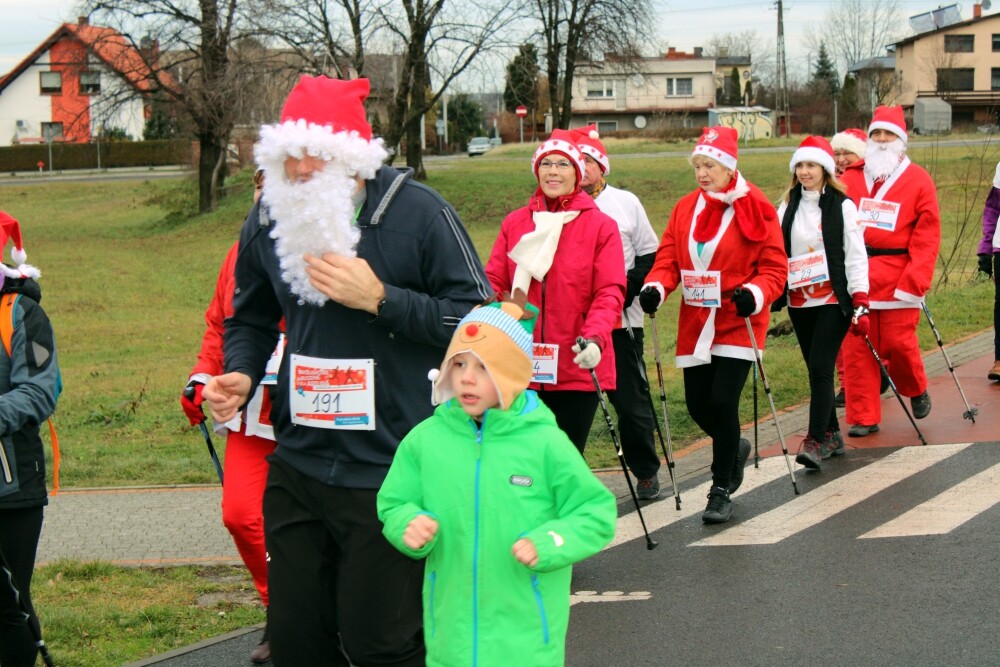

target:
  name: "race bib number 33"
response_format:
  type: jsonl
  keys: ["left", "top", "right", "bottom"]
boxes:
{"left": 289, "top": 355, "right": 375, "bottom": 430}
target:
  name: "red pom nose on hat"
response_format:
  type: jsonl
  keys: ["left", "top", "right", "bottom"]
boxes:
{"left": 280, "top": 75, "right": 373, "bottom": 140}
{"left": 570, "top": 124, "right": 610, "bottom": 175}
{"left": 531, "top": 129, "right": 586, "bottom": 183}
{"left": 692, "top": 126, "right": 738, "bottom": 171}
{"left": 868, "top": 105, "right": 907, "bottom": 144}
{"left": 789, "top": 135, "right": 836, "bottom": 176}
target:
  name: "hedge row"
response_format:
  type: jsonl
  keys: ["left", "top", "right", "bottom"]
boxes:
{"left": 0, "top": 140, "right": 191, "bottom": 173}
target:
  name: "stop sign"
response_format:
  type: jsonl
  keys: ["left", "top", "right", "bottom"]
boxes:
{"left": 515, "top": 105, "right": 528, "bottom": 118}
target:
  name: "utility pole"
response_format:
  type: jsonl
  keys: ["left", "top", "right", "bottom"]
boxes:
{"left": 776, "top": 0, "right": 790, "bottom": 137}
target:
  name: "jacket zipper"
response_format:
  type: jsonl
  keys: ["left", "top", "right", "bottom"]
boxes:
{"left": 472, "top": 418, "right": 484, "bottom": 667}
{"left": 427, "top": 570, "right": 437, "bottom": 638}
{"left": 0, "top": 442, "right": 11, "bottom": 484}
{"left": 531, "top": 574, "right": 550, "bottom": 644}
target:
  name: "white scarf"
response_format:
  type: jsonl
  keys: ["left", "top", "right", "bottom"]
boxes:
{"left": 509, "top": 210, "right": 580, "bottom": 294}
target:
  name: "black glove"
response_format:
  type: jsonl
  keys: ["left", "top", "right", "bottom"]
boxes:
{"left": 978, "top": 253, "right": 993, "bottom": 278}
{"left": 731, "top": 288, "right": 756, "bottom": 318}
{"left": 625, "top": 252, "right": 656, "bottom": 307}
{"left": 638, "top": 286, "right": 661, "bottom": 314}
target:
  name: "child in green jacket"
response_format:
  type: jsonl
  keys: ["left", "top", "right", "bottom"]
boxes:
{"left": 377, "top": 297, "right": 617, "bottom": 667}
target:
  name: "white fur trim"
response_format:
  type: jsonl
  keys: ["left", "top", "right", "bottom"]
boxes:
{"left": 744, "top": 283, "right": 764, "bottom": 315}
{"left": 692, "top": 145, "right": 737, "bottom": 171}
{"left": 0, "top": 263, "right": 40, "bottom": 280}
{"left": 11, "top": 248, "right": 26, "bottom": 265}
{"left": 578, "top": 145, "right": 610, "bottom": 175}
{"left": 705, "top": 172, "right": 750, "bottom": 205}
{"left": 868, "top": 120, "right": 907, "bottom": 144}
{"left": 831, "top": 132, "right": 867, "bottom": 159}
{"left": 790, "top": 146, "right": 836, "bottom": 176}
{"left": 532, "top": 140, "right": 586, "bottom": 182}
{"left": 254, "top": 120, "right": 388, "bottom": 180}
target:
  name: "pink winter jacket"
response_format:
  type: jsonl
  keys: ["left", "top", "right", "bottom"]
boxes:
{"left": 486, "top": 189, "right": 626, "bottom": 391}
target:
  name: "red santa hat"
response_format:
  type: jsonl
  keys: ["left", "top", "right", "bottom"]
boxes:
{"left": 531, "top": 129, "right": 586, "bottom": 183}
{"left": 789, "top": 135, "right": 836, "bottom": 176}
{"left": 570, "top": 124, "right": 610, "bottom": 175}
{"left": 868, "top": 105, "right": 907, "bottom": 144}
{"left": 0, "top": 211, "right": 39, "bottom": 279}
{"left": 692, "top": 126, "right": 738, "bottom": 171}
{"left": 831, "top": 128, "right": 867, "bottom": 158}
{"left": 254, "top": 75, "right": 388, "bottom": 180}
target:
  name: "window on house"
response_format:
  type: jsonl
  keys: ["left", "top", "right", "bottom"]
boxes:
{"left": 39, "top": 71, "right": 62, "bottom": 94}
{"left": 80, "top": 71, "right": 101, "bottom": 95}
{"left": 595, "top": 120, "right": 618, "bottom": 134}
{"left": 936, "top": 68, "right": 975, "bottom": 91}
{"left": 40, "top": 122, "right": 63, "bottom": 141}
{"left": 944, "top": 34, "right": 974, "bottom": 52}
{"left": 586, "top": 79, "right": 616, "bottom": 98}
{"left": 666, "top": 77, "right": 693, "bottom": 96}
{"left": 993, "top": 34, "right": 1000, "bottom": 52}
{"left": 992, "top": 68, "right": 1000, "bottom": 91}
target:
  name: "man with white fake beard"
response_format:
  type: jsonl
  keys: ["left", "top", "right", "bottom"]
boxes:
{"left": 838, "top": 105, "right": 941, "bottom": 438}
{"left": 203, "top": 75, "right": 492, "bottom": 665}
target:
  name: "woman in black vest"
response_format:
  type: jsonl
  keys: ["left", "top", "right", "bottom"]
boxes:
{"left": 773, "top": 136, "right": 870, "bottom": 470}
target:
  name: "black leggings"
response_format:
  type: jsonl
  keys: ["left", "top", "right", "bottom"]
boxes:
{"left": 539, "top": 390, "right": 600, "bottom": 454}
{"left": 0, "top": 506, "right": 44, "bottom": 667}
{"left": 788, "top": 305, "right": 850, "bottom": 440}
{"left": 683, "top": 357, "right": 752, "bottom": 489}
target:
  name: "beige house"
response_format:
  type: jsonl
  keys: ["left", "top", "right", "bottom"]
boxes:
{"left": 891, "top": 3, "right": 1000, "bottom": 124}
{"left": 570, "top": 48, "right": 753, "bottom": 133}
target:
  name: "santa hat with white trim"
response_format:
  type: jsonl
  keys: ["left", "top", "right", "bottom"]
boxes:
{"left": 789, "top": 135, "right": 836, "bottom": 176}
{"left": 254, "top": 75, "right": 388, "bottom": 180}
{"left": 692, "top": 126, "right": 738, "bottom": 170}
{"left": 868, "top": 105, "right": 907, "bottom": 144}
{"left": 531, "top": 129, "right": 586, "bottom": 183}
{"left": 831, "top": 128, "right": 867, "bottom": 158}
{"left": 570, "top": 124, "right": 610, "bottom": 175}
{"left": 0, "top": 211, "right": 40, "bottom": 280}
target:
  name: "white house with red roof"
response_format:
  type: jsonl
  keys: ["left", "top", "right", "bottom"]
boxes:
{"left": 0, "top": 17, "right": 175, "bottom": 145}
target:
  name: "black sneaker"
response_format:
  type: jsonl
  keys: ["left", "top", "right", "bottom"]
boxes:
{"left": 910, "top": 390, "right": 931, "bottom": 419}
{"left": 834, "top": 389, "right": 845, "bottom": 408}
{"left": 702, "top": 486, "right": 732, "bottom": 524}
{"left": 728, "top": 438, "right": 752, "bottom": 493}
{"left": 636, "top": 476, "right": 660, "bottom": 501}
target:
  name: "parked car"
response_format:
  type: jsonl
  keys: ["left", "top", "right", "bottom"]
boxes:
{"left": 467, "top": 136, "right": 491, "bottom": 156}
{"left": 489, "top": 137, "right": 502, "bottom": 147}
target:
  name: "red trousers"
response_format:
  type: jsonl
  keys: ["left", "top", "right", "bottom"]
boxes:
{"left": 841, "top": 308, "right": 927, "bottom": 427}
{"left": 222, "top": 429, "right": 275, "bottom": 606}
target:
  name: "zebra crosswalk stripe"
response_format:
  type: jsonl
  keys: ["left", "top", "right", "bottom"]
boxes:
{"left": 859, "top": 459, "right": 1000, "bottom": 539}
{"left": 690, "top": 442, "right": 973, "bottom": 547}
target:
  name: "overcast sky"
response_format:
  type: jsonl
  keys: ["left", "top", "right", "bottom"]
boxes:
{"left": 0, "top": 0, "right": 987, "bottom": 84}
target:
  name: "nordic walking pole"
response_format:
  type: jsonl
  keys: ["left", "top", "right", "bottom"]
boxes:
{"left": 0, "top": 542, "right": 56, "bottom": 667}
{"left": 740, "top": 311, "right": 799, "bottom": 495}
{"left": 752, "top": 362, "right": 760, "bottom": 467}
{"left": 577, "top": 337, "right": 658, "bottom": 550}
{"left": 921, "top": 301, "right": 978, "bottom": 423}
{"left": 623, "top": 316, "right": 681, "bottom": 510}
{"left": 863, "top": 336, "right": 929, "bottom": 446}
{"left": 183, "top": 385, "right": 225, "bottom": 485}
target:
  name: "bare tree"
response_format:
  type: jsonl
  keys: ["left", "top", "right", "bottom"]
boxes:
{"left": 703, "top": 30, "right": 775, "bottom": 93}
{"left": 807, "top": 0, "right": 903, "bottom": 77}
{"left": 531, "top": 0, "right": 656, "bottom": 129}
{"left": 85, "top": 0, "right": 270, "bottom": 212}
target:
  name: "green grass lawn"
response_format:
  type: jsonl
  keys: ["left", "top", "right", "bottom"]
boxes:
{"left": 7, "top": 134, "right": 998, "bottom": 665}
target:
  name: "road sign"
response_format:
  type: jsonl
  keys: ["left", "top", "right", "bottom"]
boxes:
{"left": 515, "top": 105, "right": 528, "bottom": 118}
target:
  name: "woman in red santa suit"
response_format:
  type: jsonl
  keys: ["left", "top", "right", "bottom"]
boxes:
{"left": 179, "top": 169, "right": 277, "bottom": 664}
{"left": 838, "top": 106, "right": 940, "bottom": 437}
{"left": 638, "top": 126, "right": 787, "bottom": 524}
{"left": 486, "top": 129, "right": 625, "bottom": 453}
{"left": 773, "top": 136, "right": 869, "bottom": 471}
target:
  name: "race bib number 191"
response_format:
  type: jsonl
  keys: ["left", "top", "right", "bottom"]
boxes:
{"left": 289, "top": 355, "right": 375, "bottom": 430}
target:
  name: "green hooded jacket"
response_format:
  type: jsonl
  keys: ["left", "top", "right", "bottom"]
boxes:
{"left": 378, "top": 390, "right": 617, "bottom": 667}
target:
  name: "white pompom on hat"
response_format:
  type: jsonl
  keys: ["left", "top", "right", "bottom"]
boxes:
{"left": 692, "top": 126, "right": 738, "bottom": 171}
{"left": 570, "top": 124, "right": 610, "bottom": 175}
{"left": 831, "top": 128, "right": 867, "bottom": 159}
{"left": 254, "top": 75, "right": 388, "bottom": 180}
{"left": 531, "top": 129, "right": 586, "bottom": 183}
{"left": 789, "top": 135, "right": 836, "bottom": 176}
{"left": 868, "top": 105, "right": 907, "bottom": 144}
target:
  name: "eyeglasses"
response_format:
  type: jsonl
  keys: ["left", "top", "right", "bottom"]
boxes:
{"left": 833, "top": 151, "right": 854, "bottom": 158}
{"left": 538, "top": 160, "right": 574, "bottom": 171}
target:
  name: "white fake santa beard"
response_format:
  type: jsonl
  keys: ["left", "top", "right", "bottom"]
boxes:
{"left": 864, "top": 138, "right": 906, "bottom": 180}
{"left": 262, "top": 164, "right": 362, "bottom": 306}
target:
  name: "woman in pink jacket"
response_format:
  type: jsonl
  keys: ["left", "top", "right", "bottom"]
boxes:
{"left": 485, "top": 129, "right": 625, "bottom": 453}
{"left": 639, "top": 127, "right": 787, "bottom": 524}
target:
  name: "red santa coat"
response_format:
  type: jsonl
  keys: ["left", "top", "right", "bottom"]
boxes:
{"left": 486, "top": 190, "right": 625, "bottom": 391}
{"left": 839, "top": 158, "right": 940, "bottom": 308}
{"left": 645, "top": 177, "right": 787, "bottom": 367}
